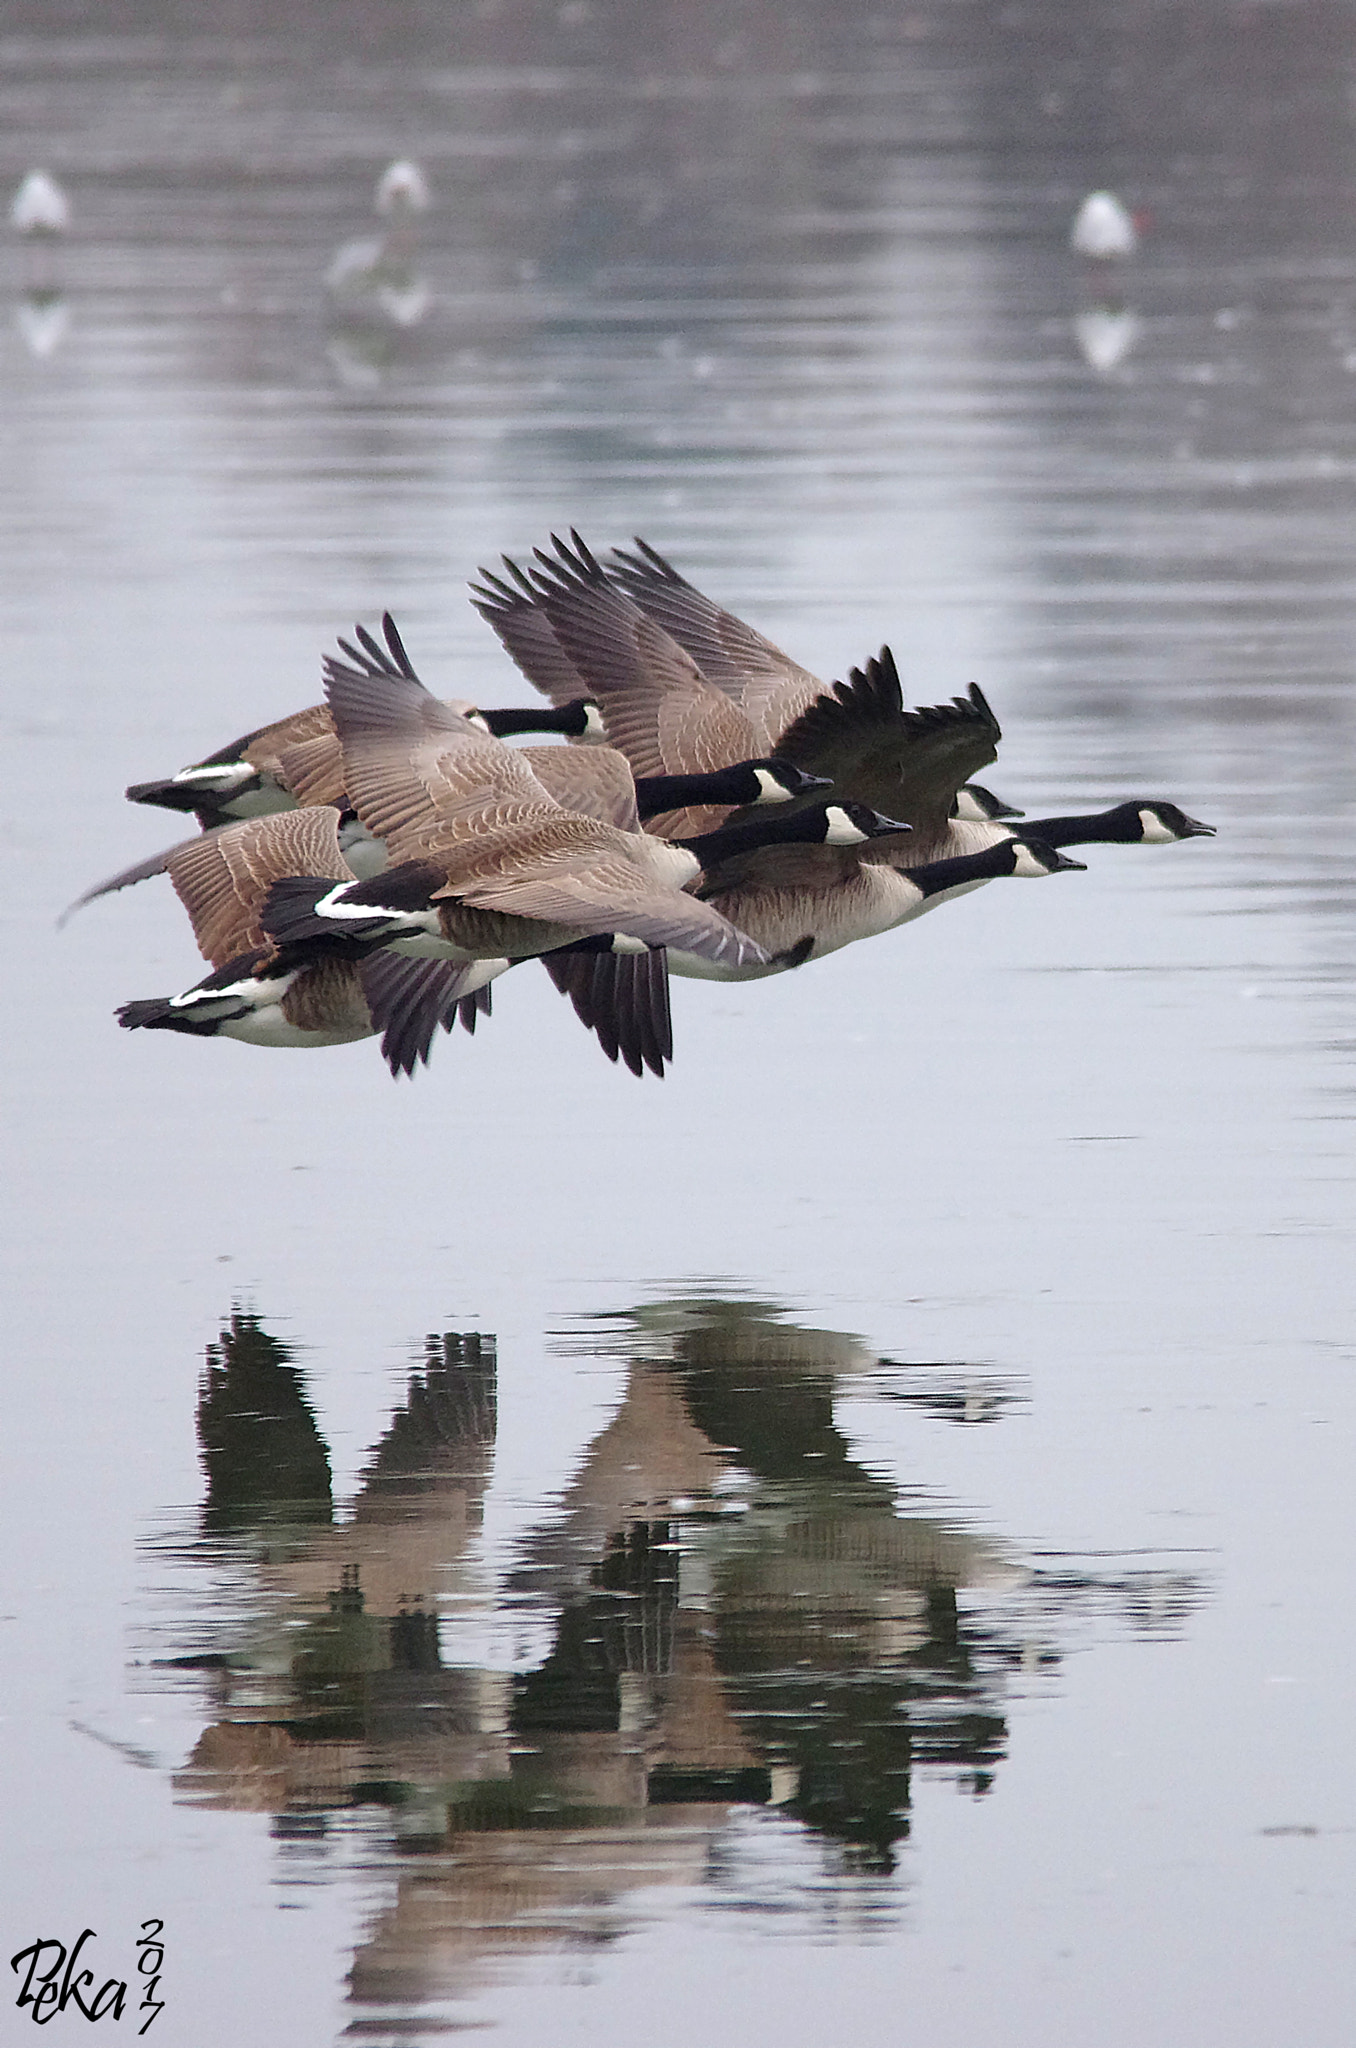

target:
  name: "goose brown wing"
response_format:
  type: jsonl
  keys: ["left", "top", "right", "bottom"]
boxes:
{"left": 449, "top": 856, "right": 766, "bottom": 967}
{"left": 542, "top": 948, "right": 673, "bottom": 1078}
{"left": 238, "top": 700, "right": 335, "bottom": 775}
{"left": 60, "top": 828, "right": 214, "bottom": 924}
{"left": 774, "top": 650, "right": 1001, "bottom": 836}
{"left": 608, "top": 538, "right": 826, "bottom": 751}
{"left": 322, "top": 621, "right": 559, "bottom": 861}
{"left": 166, "top": 807, "right": 351, "bottom": 967}
{"left": 357, "top": 954, "right": 488, "bottom": 1077}
{"left": 274, "top": 730, "right": 348, "bottom": 808}
{"left": 515, "top": 533, "right": 761, "bottom": 781}
{"left": 469, "top": 560, "right": 594, "bottom": 708}
{"left": 516, "top": 744, "right": 640, "bottom": 832}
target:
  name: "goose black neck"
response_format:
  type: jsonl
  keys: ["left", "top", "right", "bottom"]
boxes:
{"left": 482, "top": 698, "right": 594, "bottom": 739}
{"left": 1016, "top": 808, "right": 1128, "bottom": 848}
{"left": 906, "top": 844, "right": 1016, "bottom": 896}
{"left": 676, "top": 805, "right": 837, "bottom": 862}
{"left": 635, "top": 763, "right": 765, "bottom": 820}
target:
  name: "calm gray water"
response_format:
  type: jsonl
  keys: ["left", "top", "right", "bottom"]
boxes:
{"left": 2, "top": 4, "right": 1354, "bottom": 2043}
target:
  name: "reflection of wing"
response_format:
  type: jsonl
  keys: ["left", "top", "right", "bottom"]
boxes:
{"left": 167, "top": 807, "right": 351, "bottom": 966}
{"left": 775, "top": 650, "right": 1001, "bottom": 838}
{"left": 358, "top": 1331, "right": 498, "bottom": 1501}
{"left": 608, "top": 538, "right": 826, "bottom": 750}
{"left": 197, "top": 1310, "right": 333, "bottom": 1528}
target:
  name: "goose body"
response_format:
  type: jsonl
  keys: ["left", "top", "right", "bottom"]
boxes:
{"left": 668, "top": 836, "right": 1083, "bottom": 982}
{"left": 257, "top": 621, "right": 770, "bottom": 976}
{"left": 116, "top": 807, "right": 484, "bottom": 1074}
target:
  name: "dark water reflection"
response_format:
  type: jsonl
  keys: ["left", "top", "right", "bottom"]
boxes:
{"left": 140, "top": 1299, "right": 1202, "bottom": 2031}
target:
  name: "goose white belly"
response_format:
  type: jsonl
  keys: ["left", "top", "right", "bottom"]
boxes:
{"left": 219, "top": 1010, "right": 373, "bottom": 1049}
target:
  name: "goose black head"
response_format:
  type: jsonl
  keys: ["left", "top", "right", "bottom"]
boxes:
{"left": 952, "top": 782, "right": 1025, "bottom": 822}
{"left": 1002, "top": 837, "right": 1087, "bottom": 876}
{"left": 1127, "top": 801, "right": 1216, "bottom": 843}
{"left": 821, "top": 801, "right": 913, "bottom": 845}
{"left": 716, "top": 758, "right": 833, "bottom": 806}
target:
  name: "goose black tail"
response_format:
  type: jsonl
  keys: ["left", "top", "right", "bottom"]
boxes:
{"left": 117, "top": 996, "right": 212, "bottom": 1036}
{"left": 260, "top": 875, "right": 377, "bottom": 952}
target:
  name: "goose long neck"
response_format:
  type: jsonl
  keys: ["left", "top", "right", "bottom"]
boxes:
{"left": 674, "top": 806, "right": 830, "bottom": 862}
{"left": 481, "top": 698, "right": 596, "bottom": 739}
{"left": 905, "top": 844, "right": 1013, "bottom": 896}
{"left": 1016, "top": 808, "right": 1126, "bottom": 848}
{"left": 635, "top": 764, "right": 758, "bottom": 819}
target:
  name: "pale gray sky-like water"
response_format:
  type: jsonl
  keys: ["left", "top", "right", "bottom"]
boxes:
{"left": 2, "top": 5, "right": 1354, "bottom": 2044}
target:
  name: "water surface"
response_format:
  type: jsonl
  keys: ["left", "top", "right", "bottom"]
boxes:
{"left": 2, "top": 5, "right": 1354, "bottom": 2044}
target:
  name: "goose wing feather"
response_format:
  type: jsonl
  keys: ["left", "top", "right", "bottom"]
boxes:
{"left": 518, "top": 533, "right": 761, "bottom": 780}
{"left": 469, "top": 561, "right": 594, "bottom": 707}
{"left": 516, "top": 743, "right": 641, "bottom": 832}
{"left": 542, "top": 948, "right": 672, "bottom": 1077}
{"left": 60, "top": 828, "right": 217, "bottom": 924}
{"left": 608, "top": 538, "right": 826, "bottom": 750}
{"left": 775, "top": 651, "right": 1001, "bottom": 835}
{"left": 167, "top": 807, "right": 351, "bottom": 967}
{"left": 450, "top": 859, "right": 765, "bottom": 966}
{"left": 323, "top": 623, "right": 560, "bottom": 859}
{"left": 358, "top": 953, "right": 486, "bottom": 1076}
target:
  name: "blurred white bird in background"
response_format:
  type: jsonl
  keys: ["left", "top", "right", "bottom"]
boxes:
{"left": 11, "top": 170, "right": 72, "bottom": 357}
{"left": 1070, "top": 190, "right": 1138, "bottom": 260}
{"left": 326, "top": 157, "right": 432, "bottom": 329}
{"left": 10, "top": 169, "right": 70, "bottom": 236}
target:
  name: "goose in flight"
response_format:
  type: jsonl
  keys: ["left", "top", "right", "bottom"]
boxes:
{"left": 116, "top": 806, "right": 486, "bottom": 1075}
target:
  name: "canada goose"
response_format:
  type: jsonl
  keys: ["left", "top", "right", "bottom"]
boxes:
{"left": 475, "top": 544, "right": 1020, "bottom": 839}
{"left": 257, "top": 623, "right": 771, "bottom": 977}
{"left": 664, "top": 833, "right": 1084, "bottom": 982}
{"left": 115, "top": 807, "right": 486, "bottom": 1074}
{"left": 515, "top": 547, "right": 1217, "bottom": 867}
{"left": 124, "top": 632, "right": 606, "bottom": 829}
{"left": 1070, "top": 190, "right": 1137, "bottom": 260}
{"left": 1009, "top": 801, "right": 1214, "bottom": 848}
{"left": 474, "top": 535, "right": 1023, "bottom": 844}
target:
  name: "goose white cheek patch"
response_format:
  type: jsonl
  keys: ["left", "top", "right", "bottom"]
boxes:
{"left": 1138, "top": 810, "right": 1179, "bottom": 844}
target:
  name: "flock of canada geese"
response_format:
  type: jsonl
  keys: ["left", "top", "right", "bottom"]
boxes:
{"left": 73, "top": 532, "right": 1214, "bottom": 1079}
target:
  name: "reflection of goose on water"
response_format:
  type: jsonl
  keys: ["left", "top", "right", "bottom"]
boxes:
{"left": 1075, "top": 301, "right": 1142, "bottom": 373}
{"left": 326, "top": 156, "right": 432, "bottom": 329}
{"left": 153, "top": 1296, "right": 1204, "bottom": 2015}
{"left": 12, "top": 171, "right": 71, "bottom": 357}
